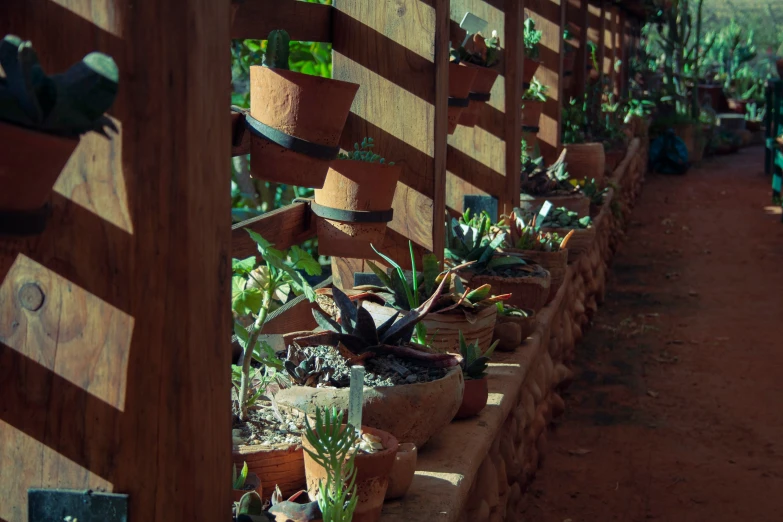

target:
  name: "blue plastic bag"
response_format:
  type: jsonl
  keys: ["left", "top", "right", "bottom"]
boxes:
{"left": 649, "top": 129, "right": 690, "bottom": 175}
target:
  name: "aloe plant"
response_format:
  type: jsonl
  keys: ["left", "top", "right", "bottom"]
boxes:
{"left": 505, "top": 209, "right": 573, "bottom": 252}
{"left": 458, "top": 331, "right": 498, "bottom": 380}
{"left": 445, "top": 209, "right": 525, "bottom": 274}
{"left": 264, "top": 29, "right": 290, "bottom": 69}
{"left": 0, "top": 34, "right": 118, "bottom": 138}
{"left": 520, "top": 149, "right": 578, "bottom": 196}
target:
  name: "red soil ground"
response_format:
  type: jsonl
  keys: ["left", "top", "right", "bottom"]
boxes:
{"left": 519, "top": 146, "right": 783, "bottom": 521}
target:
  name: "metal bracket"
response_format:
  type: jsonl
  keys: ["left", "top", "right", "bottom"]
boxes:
{"left": 468, "top": 92, "right": 491, "bottom": 102}
{"left": 244, "top": 113, "right": 340, "bottom": 160}
{"left": 28, "top": 489, "right": 128, "bottom": 522}
{"left": 310, "top": 201, "right": 394, "bottom": 224}
{"left": 448, "top": 97, "right": 470, "bottom": 107}
{"left": 0, "top": 204, "right": 51, "bottom": 236}
{"left": 521, "top": 125, "right": 540, "bottom": 133}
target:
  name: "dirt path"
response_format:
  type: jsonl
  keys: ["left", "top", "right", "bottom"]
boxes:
{"left": 520, "top": 146, "right": 783, "bottom": 521}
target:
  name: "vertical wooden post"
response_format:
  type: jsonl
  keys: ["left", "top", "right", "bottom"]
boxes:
{"left": 528, "top": 0, "right": 565, "bottom": 164}
{"left": 0, "top": 0, "right": 232, "bottom": 521}
{"left": 504, "top": 0, "right": 525, "bottom": 216}
{"left": 331, "top": 0, "right": 449, "bottom": 286}
{"left": 566, "top": 0, "right": 589, "bottom": 101}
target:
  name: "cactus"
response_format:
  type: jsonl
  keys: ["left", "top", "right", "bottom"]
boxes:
{"left": 264, "top": 30, "right": 290, "bottom": 70}
{"left": 0, "top": 34, "right": 118, "bottom": 138}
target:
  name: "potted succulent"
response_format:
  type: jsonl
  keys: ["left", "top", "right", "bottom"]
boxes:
{"left": 302, "top": 407, "right": 398, "bottom": 522}
{"left": 275, "top": 280, "right": 465, "bottom": 449}
{"left": 575, "top": 177, "right": 610, "bottom": 216}
{"left": 232, "top": 462, "right": 263, "bottom": 503}
{"left": 385, "top": 442, "right": 417, "bottom": 500}
{"left": 492, "top": 303, "right": 537, "bottom": 351}
{"left": 447, "top": 52, "right": 479, "bottom": 134}
{"left": 521, "top": 77, "right": 548, "bottom": 131}
{"left": 0, "top": 35, "right": 118, "bottom": 230}
{"left": 313, "top": 137, "right": 401, "bottom": 259}
{"left": 537, "top": 207, "right": 594, "bottom": 263}
{"left": 745, "top": 102, "right": 766, "bottom": 133}
{"left": 519, "top": 149, "right": 590, "bottom": 217}
{"left": 355, "top": 242, "right": 509, "bottom": 354}
{"left": 502, "top": 208, "right": 573, "bottom": 303}
{"left": 454, "top": 332, "right": 498, "bottom": 419}
{"left": 523, "top": 17, "right": 543, "bottom": 85}
{"left": 231, "top": 231, "right": 323, "bottom": 498}
{"left": 249, "top": 30, "right": 359, "bottom": 188}
{"left": 562, "top": 98, "right": 607, "bottom": 184}
{"left": 455, "top": 31, "right": 501, "bottom": 127}
{"left": 446, "top": 209, "right": 552, "bottom": 314}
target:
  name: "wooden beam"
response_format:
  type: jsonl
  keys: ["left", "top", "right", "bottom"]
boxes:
{"left": 232, "top": 0, "right": 333, "bottom": 42}
{"left": 0, "top": 0, "right": 232, "bottom": 520}
{"left": 505, "top": 0, "right": 525, "bottom": 216}
{"left": 231, "top": 202, "right": 316, "bottom": 259}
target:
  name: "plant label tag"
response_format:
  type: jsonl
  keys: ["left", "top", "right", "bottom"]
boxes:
{"left": 535, "top": 201, "right": 553, "bottom": 230}
{"left": 460, "top": 12, "right": 488, "bottom": 46}
{"left": 348, "top": 365, "right": 366, "bottom": 434}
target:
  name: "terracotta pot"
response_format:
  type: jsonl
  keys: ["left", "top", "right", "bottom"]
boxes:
{"left": 540, "top": 226, "right": 596, "bottom": 263}
{"left": 523, "top": 56, "right": 541, "bottom": 85}
{"left": 0, "top": 122, "right": 79, "bottom": 212}
{"left": 421, "top": 304, "right": 498, "bottom": 354}
{"left": 455, "top": 377, "right": 489, "bottom": 419}
{"left": 385, "top": 443, "right": 417, "bottom": 500}
{"left": 313, "top": 159, "right": 401, "bottom": 259}
{"left": 303, "top": 425, "right": 398, "bottom": 522}
{"left": 276, "top": 366, "right": 464, "bottom": 448}
{"left": 233, "top": 442, "right": 305, "bottom": 500}
{"left": 564, "top": 143, "right": 605, "bottom": 184}
{"left": 727, "top": 98, "right": 747, "bottom": 115}
{"left": 467, "top": 270, "right": 551, "bottom": 313}
{"left": 459, "top": 64, "right": 500, "bottom": 127}
{"left": 521, "top": 99, "right": 544, "bottom": 129}
{"left": 493, "top": 309, "right": 537, "bottom": 351}
{"left": 232, "top": 471, "right": 263, "bottom": 503}
{"left": 448, "top": 62, "right": 479, "bottom": 134}
{"left": 249, "top": 66, "right": 359, "bottom": 188}
{"left": 503, "top": 248, "right": 567, "bottom": 303}
{"left": 604, "top": 148, "right": 625, "bottom": 176}
{"left": 518, "top": 193, "right": 590, "bottom": 217}
{"left": 671, "top": 123, "right": 696, "bottom": 161}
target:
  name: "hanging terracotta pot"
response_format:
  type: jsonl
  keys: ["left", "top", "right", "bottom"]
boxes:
{"left": 448, "top": 62, "right": 478, "bottom": 135}
{"left": 564, "top": 142, "right": 605, "bottom": 183}
{"left": 385, "top": 443, "right": 417, "bottom": 500}
{"left": 232, "top": 442, "right": 305, "bottom": 500}
{"left": 523, "top": 57, "right": 540, "bottom": 85}
{"left": 421, "top": 305, "right": 498, "bottom": 354}
{"left": 249, "top": 66, "right": 359, "bottom": 188}
{"left": 521, "top": 99, "right": 544, "bottom": 131}
{"left": 455, "top": 377, "right": 489, "bottom": 419}
{"left": 493, "top": 309, "right": 537, "bottom": 351}
{"left": 302, "top": 425, "right": 398, "bottom": 522}
{"left": 313, "top": 159, "right": 401, "bottom": 259}
{"left": 459, "top": 64, "right": 500, "bottom": 127}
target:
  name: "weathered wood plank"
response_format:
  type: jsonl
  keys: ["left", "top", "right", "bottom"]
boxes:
{"left": 0, "top": 0, "right": 232, "bottom": 520}
{"left": 231, "top": 202, "right": 316, "bottom": 259}
{"left": 504, "top": 0, "right": 525, "bottom": 216}
{"left": 232, "top": 0, "right": 333, "bottom": 42}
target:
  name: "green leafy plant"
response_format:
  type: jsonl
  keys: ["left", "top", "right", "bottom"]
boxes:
{"left": 623, "top": 99, "right": 656, "bottom": 124}
{"left": 457, "top": 31, "right": 501, "bottom": 68}
{"left": 522, "top": 77, "right": 548, "bottom": 102}
{"left": 0, "top": 34, "right": 118, "bottom": 138}
{"left": 303, "top": 407, "right": 359, "bottom": 522}
{"left": 496, "top": 302, "right": 532, "bottom": 318}
{"left": 445, "top": 209, "right": 524, "bottom": 274}
{"left": 293, "top": 283, "right": 460, "bottom": 368}
{"left": 264, "top": 29, "right": 290, "bottom": 69}
{"left": 520, "top": 149, "right": 578, "bottom": 196}
{"left": 338, "top": 137, "right": 394, "bottom": 165}
{"left": 232, "top": 231, "right": 322, "bottom": 420}
{"left": 458, "top": 331, "right": 498, "bottom": 380}
{"left": 540, "top": 207, "right": 592, "bottom": 229}
{"left": 505, "top": 209, "right": 574, "bottom": 252}
{"left": 746, "top": 102, "right": 766, "bottom": 122}
{"left": 562, "top": 98, "right": 588, "bottom": 144}
{"left": 524, "top": 18, "right": 543, "bottom": 60}
{"left": 577, "top": 178, "right": 609, "bottom": 207}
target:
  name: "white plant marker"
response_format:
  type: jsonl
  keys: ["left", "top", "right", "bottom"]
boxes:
{"left": 459, "top": 12, "right": 489, "bottom": 47}
{"left": 535, "top": 201, "right": 553, "bottom": 231}
{"left": 348, "top": 365, "right": 366, "bottom": 436}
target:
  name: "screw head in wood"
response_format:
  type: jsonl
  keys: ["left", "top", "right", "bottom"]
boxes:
{"left": 18, "top": 283, "right": 45, "bottom": 312}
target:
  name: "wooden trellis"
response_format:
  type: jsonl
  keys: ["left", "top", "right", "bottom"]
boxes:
{"left": 0, "top": 0, "right": 646, "bottom": 520}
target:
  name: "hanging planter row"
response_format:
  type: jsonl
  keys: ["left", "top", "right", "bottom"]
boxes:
{"left": 0, "top": 34, "right": 119, "bottom": 236}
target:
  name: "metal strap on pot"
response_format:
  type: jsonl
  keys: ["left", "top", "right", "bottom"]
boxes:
{"left": 0, "top": 205, "right": 51, "bottom": 236}
{"left": 523, "top": 82, "right": 531, "bottom": 89}
{"left": 522, "top": 125, "right": 540, "bottom": 133}
{"left": 468, "top": 92, "right": 491, "bottom": 102}
{"left": 244, "top": 113, "right": 340, "bottom": 161}
{"left": 564, "top": 71, "right": 573, "bottom": 77}
{"left": 448, "top": 97, "right": 470, "bottom": 107}
{"left": 310, "top": 201, "right": 394, "bottom": 224}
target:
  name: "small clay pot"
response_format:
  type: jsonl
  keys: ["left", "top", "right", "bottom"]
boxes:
{"left": 523, "top": 56, "right": 540, "bottom": 85}
{"left": 313, "top": 159, "right": 401, "bottom": 259}
{"left": 521, "top": 99, "right": 544, "bottom": 129}
{"left": 0, "top": 121, "right": 79, "bottom": 212}
{"left": 455, "top": 377, "right": 489, "bottom": 419}
{"left": 503, "top": 248, "right": 567, "bottom": 303}
{"left": 459, "top": 64, "right": 500, "bottom": 127}
{"left": 421, "top": 304, "right": 498, "bottom": 354}
{"left": 493, "top": 309, "right": 537, "bottom": 351}
{"left": 448, "top": 62, "right": 478, "bottom": 134}
{"left": 467, "top": 269, "right": 551, "bottom": 313}
{"left": 233, "top": 442, "right": 305, "bottom": 500}
{"left": 249, "top": 66, "right": 359, "bottom": 188}
{"left": 385, "top": 443, "right": 417, "bottom": 500}
{"left": 564, "top": 142, "right": 606, "bottom": 184}
{"left": 303, "top": 425, "right": 398, "bottom": 522}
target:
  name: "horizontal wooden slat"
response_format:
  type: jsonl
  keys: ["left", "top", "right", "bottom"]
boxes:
{"left": 232, "top": 0, "right": 333, "bottom": 42}
{"left": 231, "top": 202, "right": 316, "bottom": 259}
